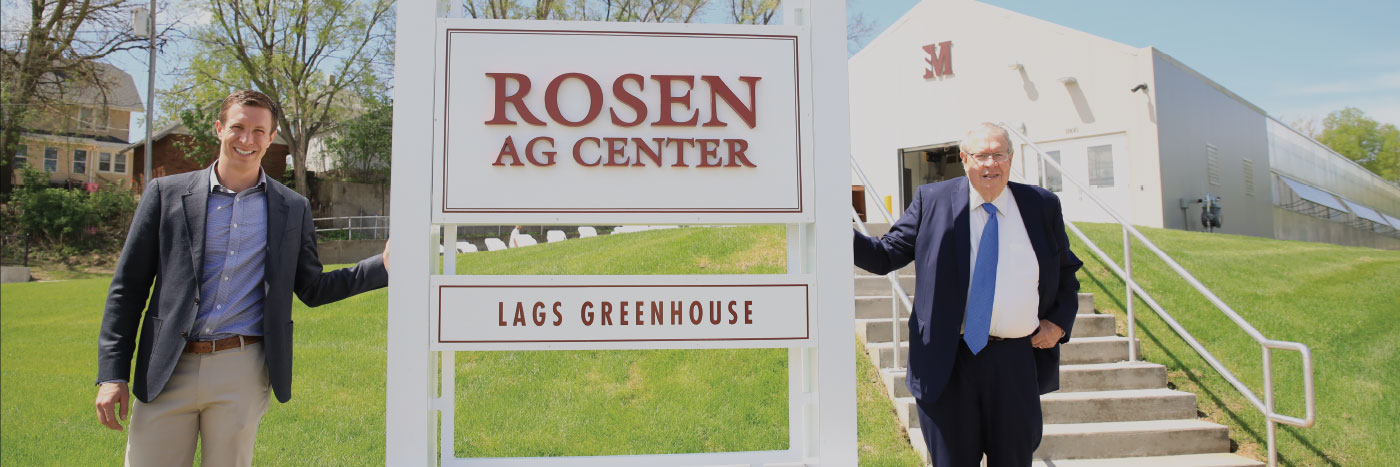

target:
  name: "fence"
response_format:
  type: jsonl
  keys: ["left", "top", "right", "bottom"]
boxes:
{"left": 314, "top": 216, "right": 390, "bottom": 241}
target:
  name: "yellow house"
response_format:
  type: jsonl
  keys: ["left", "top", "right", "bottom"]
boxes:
{"left": 10, "top": 61, "right": 143, "bottom": 190}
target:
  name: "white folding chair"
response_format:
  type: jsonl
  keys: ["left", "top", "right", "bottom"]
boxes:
{"left": 484, "top": 238, "right": 507, "bottom": 251}
{"left": 546, "top": 230, "right": 567, "bottom": 243}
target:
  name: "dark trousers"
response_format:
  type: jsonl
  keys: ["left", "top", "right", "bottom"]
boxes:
{"left": 916, "top": 336, "right": 1042, "bottom": 467}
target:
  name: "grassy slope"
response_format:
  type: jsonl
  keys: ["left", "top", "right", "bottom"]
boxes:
{"left": 0, "top": 226, "right": 920, "bottom": 465}
{"left": 1069, "top": 223, "right": 1400, "bottom": 465}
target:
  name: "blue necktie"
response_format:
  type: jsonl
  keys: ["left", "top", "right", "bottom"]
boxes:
{"left": 964, "top": 202, "right": 998, "bottom": 355}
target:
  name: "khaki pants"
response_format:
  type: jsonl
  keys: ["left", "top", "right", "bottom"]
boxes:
{"left": 125, "top": 342, "right": 271, "bottom": 467}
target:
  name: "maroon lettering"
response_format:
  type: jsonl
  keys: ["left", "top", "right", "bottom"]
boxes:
{"left": 573, "top": 137, "right": 601, "bottom": 166}
{"left": 552, "top": 302, "right": 564, "bottom": 326}
{"left": 513, "top": 302, "right": 527, "bottom": 326}
{"left": 725, "top": 139, "right": 756, "bottom": 167}
{"left": 632, "top": 138, "right": 665, "bottom": 167}
{"left": 728, "top": 301, "right": 738, "bottom": 324}
{"left": 601, "top": 301, "right": 614, "bottom": 325}
{"left": 666, "top": 138, "right": 696, "bottom": 167}
{"left": 610, "top": 73, "right": 647, "bottom": 127}
{"left": 525, "top": 137, "right": 556, "bottom": 166}
{"left": 581, "top": 301, "right": 595, "bottom": 326}
{"left": 744, "top": 300, "right": 753, "bottom": 324}
{"left": 652, "top": 75, "right": 699, "bottom": 126}
{"left": 697, "top": 139, "right": 722, "bottom": 167}
{"left": 492, "top": 136, "right": 523, "bottom": 166}
{"left": 603, "top": 137, "right": 629, "bottom": 166}
{"left": 485, "top": 73, "right": 546, "bottom": 125}
{"left": 498, "top": 302, "right": 507, "bottom": 326}
{"left": 701, "top": 76, "right": 760, "bottom": 128}
{"left": 689, "top": 301, "right": 703, "bottom": 325}
{"left": 532, "top": 302, "right": 547, "bottom": 326}
{"left": 544, "top": 72, "right": 604, "bottom": 126}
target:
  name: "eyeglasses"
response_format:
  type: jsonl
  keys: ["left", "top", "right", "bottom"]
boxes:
{"left": 967, "top": 152, "right": 1010, "bottom": 163}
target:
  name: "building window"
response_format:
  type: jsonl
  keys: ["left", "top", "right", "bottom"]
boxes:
{"left": 1087, "top": 144, "right": 1114, "bottom": 187}
{"left": 73, "top": 149, "right": 88, "bottom": 174}
{"left": 99, "top": 152, "right": 112, "bottom": 171}
{"left": 13, "top": 144, "right": 26, "bottom": 167}
{"left": 1206, "top": 144, "right": 1221, "bottom": 186}
{"left": 79, "top": 107, "right": 96, "bottom": 130}
{"left": 43, "top": 147, "right": 59, "bottom": 172}
{"left": 114, "top": 153, "right": 128, "bottom": 173}
{"left": 1242, "top": 159, "right": 1255, "bottom": 197}
{"left": 1044, "top": 150, "right": 1063, "bottom": 192}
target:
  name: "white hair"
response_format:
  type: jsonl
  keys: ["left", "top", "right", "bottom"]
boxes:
{"left": 959, "top": 123, "right": 1013, "bottom": 156}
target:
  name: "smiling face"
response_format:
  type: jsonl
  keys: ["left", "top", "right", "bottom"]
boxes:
{"left": 212, "top": 103, "right": 277, "bottom": 180}
{"left": 959, "top": 131, "right": 1013, "bottom": 202}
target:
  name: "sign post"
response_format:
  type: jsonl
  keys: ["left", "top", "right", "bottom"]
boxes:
{"left": 389, "top": 2, "right": 853, "bottom": 465}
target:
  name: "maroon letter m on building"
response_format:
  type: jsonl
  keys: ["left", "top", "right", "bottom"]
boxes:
{"left": 922, "top": 41, "right": 953, "bottom": 79}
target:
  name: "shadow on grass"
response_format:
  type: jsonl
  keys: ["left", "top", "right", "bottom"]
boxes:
{"left": 1079, "top": 257, "right": 1339, "bottom": 466}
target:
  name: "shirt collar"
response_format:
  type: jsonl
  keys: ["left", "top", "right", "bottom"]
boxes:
{"left": 209, "top": 161, "right": 267, "bottom": 194}
{"left": 967, "top": 178, "right": 1010, "bottom": 216}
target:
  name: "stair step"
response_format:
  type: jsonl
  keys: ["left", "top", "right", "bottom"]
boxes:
{"left": 854, "top": 263, "right": 916, "bottom": 276}
{"left": 854, "top": 274, "right": 917, "bottom": 295}
{"left": 855, "top": 296, "right": 911, "bottom": 319}
{"left": 861, "top": 313, "right": 1112, "bottom": 345}
{"left": 1031, "top": 453, "right": 1263, "bottom": 466}
{"left": 1036, "top": 419, "right": 1231, "bottom": 459}
{"left": 1077, "top": 293, "right": 1095, "bottom": 314}
{"left": 1061, "top": 336, "right": 1137, "bottom": 365}
{"left": 1040, "top": 389, "right": 1198, "bottom": 424}
{"left": 869, "top": 336, "right": 1137, "bottom": 369}
{"left": 1069, "top": 313, "right": 1115, "bottom": 338}
{"left": 856, "top": 318, "right": 909, "bottom": 344}
{"left": 881, "top": 369, "right": 912, "bottom": 399}
{"left": 1057, "top": 362, "right": 1169, "bottom": 393}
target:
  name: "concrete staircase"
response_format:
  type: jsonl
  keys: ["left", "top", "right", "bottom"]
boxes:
{"left": 853, "top": 231, "right": 1261, "bottom": 466}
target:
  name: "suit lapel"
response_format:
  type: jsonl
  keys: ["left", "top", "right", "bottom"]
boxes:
{"left": 950, "top": 180, "right": 971, "bottom": 314}
{"left": 264, "top": 182, "right": 289, "bottom": 283}
{"left": 181, "top": 168, "right": 211, "bottom": 281}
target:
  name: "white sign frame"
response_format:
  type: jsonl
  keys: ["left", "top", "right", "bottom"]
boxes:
{"left": 388, "top": 2, "right": 854, "bottom": 466}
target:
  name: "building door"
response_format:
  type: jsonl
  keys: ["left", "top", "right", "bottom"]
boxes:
{"left": 1019, "top": 133, "right": 1130, "bottom": 223}
{"left": 897, "top": 142, "right": 962, "bottom": 212}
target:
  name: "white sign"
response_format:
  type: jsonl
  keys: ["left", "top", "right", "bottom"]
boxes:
{"left": 431, "top": 275, "right": 811, "bottom": 350}
{"left": 432, "top": 24, "right": 813, "bottom": 224}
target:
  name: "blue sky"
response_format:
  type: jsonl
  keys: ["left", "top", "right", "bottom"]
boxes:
{"left": 105, "top": 0, "right": 1400, "bottom": 141}
{"left": 850, "top": 0, "right": 1400, "bottom": 128}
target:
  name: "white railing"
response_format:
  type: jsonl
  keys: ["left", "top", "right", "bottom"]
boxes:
{"left": 848, "top": 123, "right": 1316, "bottom": 466}
{"left": 314, "top": 215, "right": 390, "bottom": 240}
{"left": 850, "top": 160, "right": 913, "bottom": 372}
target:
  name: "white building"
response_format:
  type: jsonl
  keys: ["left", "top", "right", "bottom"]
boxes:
{"left": 849, "top": 0, "right": 1400, "bottom": 249}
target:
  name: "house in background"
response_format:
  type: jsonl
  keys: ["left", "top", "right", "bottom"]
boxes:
{"left": 124, "top": 121, "right": 289, "bottom": 193}
{"left": 8, "top": 62, "right": 143, "bottom": 190}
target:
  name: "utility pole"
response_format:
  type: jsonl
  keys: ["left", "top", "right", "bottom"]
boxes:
{"left": 133, "top": 3, "right": 155, "bottom": 190}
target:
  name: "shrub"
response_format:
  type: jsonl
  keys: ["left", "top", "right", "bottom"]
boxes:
{"left": 4, "top": 164, "right": 137, "bottom": 250}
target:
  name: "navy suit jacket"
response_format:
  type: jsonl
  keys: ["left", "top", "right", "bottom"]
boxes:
{"left": 97, "top": 165, "right": 388, "bottom": 403}
{"left": 854, "top": 177, "right": 1082, "bottom": 403}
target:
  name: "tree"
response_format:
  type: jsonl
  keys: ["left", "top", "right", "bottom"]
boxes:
{"left": 460, "top": 0, "right": 708, "bottom": 22}
{"left": 0, "top": 0, "right": 163, "bottom": 195}
{"left": 164, "top": 0, "right": 394, "bottom": 197}
{"left": 1314, "top": 107, "right": 1400, "bottom": 184}
{"left": 321, "top": 90, "right": 391, "bottom": 185}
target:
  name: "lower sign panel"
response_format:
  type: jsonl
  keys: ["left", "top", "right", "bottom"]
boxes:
{"left": 431, "top": 275, "right": 812, "bottom": 350}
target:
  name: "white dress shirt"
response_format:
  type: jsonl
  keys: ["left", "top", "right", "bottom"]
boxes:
{"left": 965, "top": 182, "right": 1041, "bottom": 338}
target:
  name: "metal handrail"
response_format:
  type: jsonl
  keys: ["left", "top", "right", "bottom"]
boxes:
{"left": 996, "top": 123, "right": 1314, "bottom": 466}
{"left": 850, "top": 159, "right": 914, "bottom": 372}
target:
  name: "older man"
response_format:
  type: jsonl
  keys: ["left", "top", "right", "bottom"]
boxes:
{"left": 94, "top": 89, "right": 389, "bottom": 466}
{"left": 854, "top": 123, "right": 1081, "bottom": 466}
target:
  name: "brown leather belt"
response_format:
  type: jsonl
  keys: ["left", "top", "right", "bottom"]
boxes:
{"left": 184, "top": 335, "right": 262, "bottom": 354}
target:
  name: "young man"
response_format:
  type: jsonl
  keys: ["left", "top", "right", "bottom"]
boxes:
{"left": 94, "top": 90, "right": 389, "bottom": 466}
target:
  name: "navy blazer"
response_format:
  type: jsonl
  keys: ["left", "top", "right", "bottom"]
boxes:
{"left": 97, "top": 165, "right": 388, "bottom": 403}
{"left": 854, "top": 177, "right": 1082, "bottom": 403}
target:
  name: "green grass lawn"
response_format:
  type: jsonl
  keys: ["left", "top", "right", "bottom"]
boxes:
{"left": 0, "top": 225, "right": 920, "bottom": 465}
{"left": 1069, "top": 223, "right": 1400, "bottom": 466}
{"left": 8, "top": 223, "right": 1386, "bottom": 465}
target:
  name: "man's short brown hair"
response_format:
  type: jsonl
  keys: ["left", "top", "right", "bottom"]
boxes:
{"left": 219, "top": 90, "right": 281, "bottom": 124}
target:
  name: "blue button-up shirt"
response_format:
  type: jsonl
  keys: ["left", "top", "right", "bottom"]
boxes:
{"left": 190, "top": 165, "right": 269, "bottom": 340}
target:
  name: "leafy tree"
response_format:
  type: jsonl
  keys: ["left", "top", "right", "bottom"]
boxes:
{"left": 321, "top": 91, "right": 391, "bottom": 185}
{"left": 1314, "top": 107, "right": 1400, "bottom": 184}
{"left": 164, "top": 0, "right": 395, "bottom": 196}
{"left": 0, "top": 0, "right": 166, "bottom": 194}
